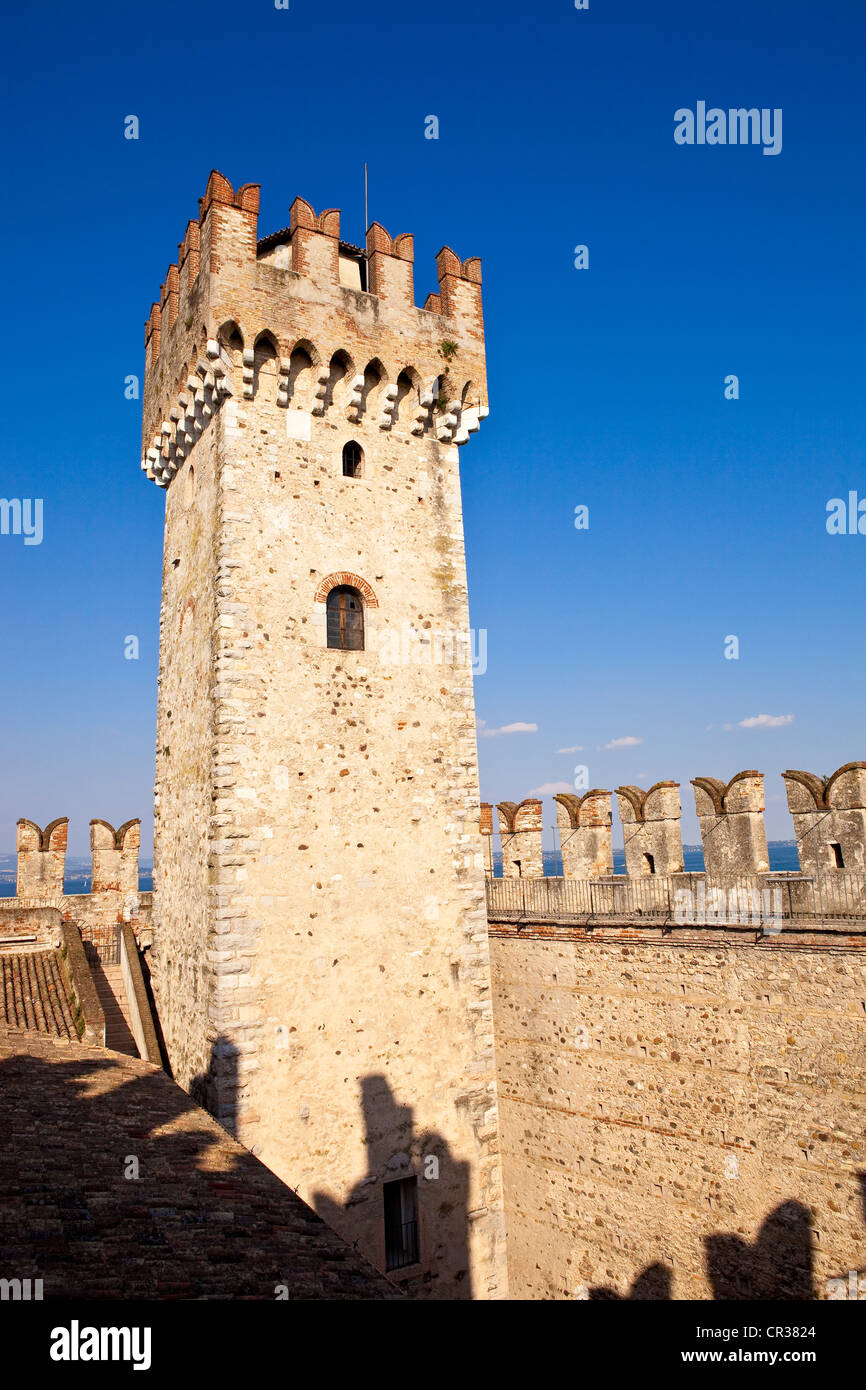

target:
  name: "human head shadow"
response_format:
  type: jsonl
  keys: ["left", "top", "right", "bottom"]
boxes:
{"left": 312, "top": 1072, "right": 474, "bottom": 1299}
{"left": 588, "top": 1196, "right": 838, "bottom": 1300}
{"left": 589, "top": 1262, "right": 672, "bottom": 1299}
{"left": 705, "top": 1199, "right": 815, "bottom": 1300}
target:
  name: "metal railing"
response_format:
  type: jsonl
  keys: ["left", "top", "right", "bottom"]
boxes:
{"left": 486, "top": 870, "right": 866, "bottom": 927}
{"left": 81, "top": 924, "right": 122, "bottom": 965}
{"left": 386, "top": 1220, "right": 419, "bottom": 1271}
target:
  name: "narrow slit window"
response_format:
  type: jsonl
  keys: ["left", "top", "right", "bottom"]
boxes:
{"left": 326, "top": 586, "right": 364, "bottom": 651}
{"left": 830, "top": 842, "right": 845, "bottom": 869}
{"left": 384, "top": 1176, "right": 419, "bottom": 1271}
{"left": 644, "top": 852, "right": 656, "bottom": 875}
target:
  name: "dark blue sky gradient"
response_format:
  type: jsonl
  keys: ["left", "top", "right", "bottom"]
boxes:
{"left": 1, "top": 0, "right": 863, "bottom": 852}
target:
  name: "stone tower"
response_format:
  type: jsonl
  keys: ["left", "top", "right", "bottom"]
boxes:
{"left": 140, "top": 171, "right": 505, "bottom": 1298}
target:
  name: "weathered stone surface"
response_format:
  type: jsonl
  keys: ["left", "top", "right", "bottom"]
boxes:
{"left": 489, "top": 924, "right": 866, "bottom": 1300}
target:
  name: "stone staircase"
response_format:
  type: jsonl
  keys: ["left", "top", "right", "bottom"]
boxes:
{"left": 89, "top": 959, "right": 139, "bottom": 1056}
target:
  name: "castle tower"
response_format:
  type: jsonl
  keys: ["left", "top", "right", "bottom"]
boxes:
{"left": 141, "top": 172, "right": 505, "bottom": 1298}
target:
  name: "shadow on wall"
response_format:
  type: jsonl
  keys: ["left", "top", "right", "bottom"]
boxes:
{"left": 190, "top": 1033, "right": 239, "bottom": 1136}
{"left": 312, "top": 1073, "right": 474, "bottom": 1300}
{"left": 588, "top": 1189, "right": 866, "bottom": 1299}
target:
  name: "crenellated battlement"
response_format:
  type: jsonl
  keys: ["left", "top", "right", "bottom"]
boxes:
{"left": 16, "top": 817, "right": 68, "bottom": 898}
{"left": 1, "top": 818, "right": 150, "bottom": 951}
{"left": 90, "top": 818, "right": 141, "bottom": 895}
{"left": 485, "top": 762, "right": 866, "bottom": 881}
{"left": 691, "top": 770, "right": 769, "bottom": 874}
{"left": 616, "top": 781, "right": 684, "bottom": 876}
{"left": 783, "top": 762, "right": 866, "bottom": 872}
{"left": 141, "top": 171, "right": 489, "bottom": 488}
{"left": 496, "top": 799, "right": 544, "bottom": 879}
{"left": 554, "top": 790, "right": 613, "bottom": 878}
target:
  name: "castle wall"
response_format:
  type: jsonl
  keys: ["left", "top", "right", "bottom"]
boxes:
{"left": 143, "top": 174, "right": 506, "bottom": 1299}
{"left": 489, "top": 923, "right": 866, "bottom": 1299}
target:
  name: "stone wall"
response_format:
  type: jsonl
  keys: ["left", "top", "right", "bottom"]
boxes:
{"left": 489, "top": 921, "right": 866, "bottom": 1300}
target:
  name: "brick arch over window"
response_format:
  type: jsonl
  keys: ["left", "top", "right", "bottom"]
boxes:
{"left": 314, "top": 572, "right": 379, "bottom": 608}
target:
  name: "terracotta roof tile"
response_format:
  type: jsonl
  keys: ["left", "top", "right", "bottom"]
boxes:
{"left": 0, "top": 950, "right": 77, "bottom": 1038}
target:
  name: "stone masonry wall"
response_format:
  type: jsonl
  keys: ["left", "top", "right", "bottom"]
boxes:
{"left": 489, "top": 924, "right": 866, "bottom": 1300}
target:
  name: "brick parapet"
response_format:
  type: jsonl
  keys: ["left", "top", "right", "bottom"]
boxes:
{"left": 142, "top": 172, "right": 489, "bottom": 488}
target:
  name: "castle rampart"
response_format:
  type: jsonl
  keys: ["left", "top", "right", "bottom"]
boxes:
{"left": 485, "top": 761, "right": 866, "bottom": 1298}
{"left": 1, "top": 818, "right": 150, "bottom": 951}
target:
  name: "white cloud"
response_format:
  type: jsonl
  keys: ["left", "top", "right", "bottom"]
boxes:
{"left": 556, "top": 744, "right": 584, "bottom": 754}
{"left": 479, "top": 721, "right": 539, "bottom": 738}
{"left": 528, "top": 781, "right": 574, "bottom": 797}
{"left": 602, "top": 735, "right": 643, "bottom": 750}
{"left": 738, "top": 714, "right": 795, "bottom": 729}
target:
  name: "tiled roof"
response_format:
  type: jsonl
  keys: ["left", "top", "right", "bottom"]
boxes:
{"left": 0, "top": 950, "right": 77, "bottom": 1038}
{"left": 0, "top": 1036, "right": 399, "bottom": 1300}
{"left": 257, "top": 228, "right": 365, "bottom": 257}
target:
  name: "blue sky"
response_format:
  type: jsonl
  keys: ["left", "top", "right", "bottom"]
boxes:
{"left": 1, "top": 0, "right": 863, "bottom": 854}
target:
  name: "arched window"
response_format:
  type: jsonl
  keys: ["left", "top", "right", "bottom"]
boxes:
{"left": 342, "top": 441, "right": 364, "bottom": 478}
{"left": 327, "top": 586, "right": 364, "bottom": 650}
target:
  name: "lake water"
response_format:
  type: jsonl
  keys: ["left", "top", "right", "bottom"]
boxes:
{"left": 0, "top": 875, "right": 153, "bottom": 898}
{"left": 0, "top": 848, "right": 802, "bottom": 897}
